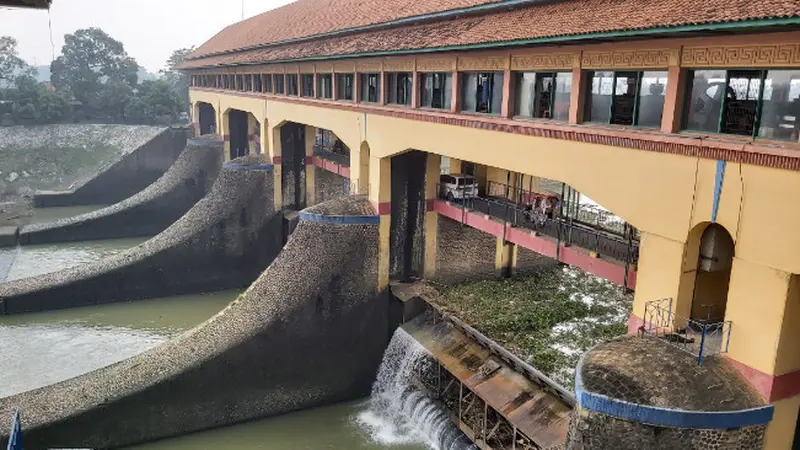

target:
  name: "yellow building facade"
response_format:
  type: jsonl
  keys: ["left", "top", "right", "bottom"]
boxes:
{"left": 183, "top": 1, "right": 800, "bottom": 446}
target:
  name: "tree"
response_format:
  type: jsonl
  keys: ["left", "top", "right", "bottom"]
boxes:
{"left": 161, "top": 47, "right": 194, "bottom": 113}
{"left": 10, "top": 74, "right": 70, "bottom": 124}
{"left": 125, "top": 79, "right": 181, "bottom": 124}
{"left": 0, "top": 36, "right": 27, "bottom": 85}
{"left": 50, "top": 28, "right": 139, "bottom": 117}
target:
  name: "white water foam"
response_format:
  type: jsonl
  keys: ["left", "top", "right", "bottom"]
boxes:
{"left": 356, "top": 328, "right": 477, "bottom": 450}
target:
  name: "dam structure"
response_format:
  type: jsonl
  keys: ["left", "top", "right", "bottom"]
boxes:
{"left": 2, "top": 0, "right": 800, "bottom": 448}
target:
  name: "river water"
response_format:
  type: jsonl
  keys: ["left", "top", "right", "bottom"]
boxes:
{"left": 0, "top": 218, "right": 465, "bottom": 450}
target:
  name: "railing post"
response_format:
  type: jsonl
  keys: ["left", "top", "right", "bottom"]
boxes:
{"left": 725, "top": 322, "right": 732, "bottom": 353}
{"left": 698, "top": 325, "right": 707, "bottom": 365}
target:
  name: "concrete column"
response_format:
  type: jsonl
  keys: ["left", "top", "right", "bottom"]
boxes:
{"left": 411, "top": 72, "right": 420, "bottom": 109}
{"left": 221, "top": 111, "right": 231, "bottom": 162}
{"left": 379, "top": 72, "right": 387, "bottom": 105}
{"left": 765, "top": 396, "right": 800, "bottom": 450}
{"left": 629, "top": 232, "right": 686, "bottom": 325}
{"left": 569, "top": 61, "right": 586, "bottom": 125}
{"left": 424, "top": 153, "right": 441, "bottom": 278}
{"left": 494, "top": 237, "right": 514, "bottom": 278}
{"left": 305, "top": 125, "right": 317, "bottom": 206}
{"left": 354, "top": 72, "right": 361, "bottom": 104}
{"left": 191, "top": 102, "right": 200, "bottom": 136}
{"left": 370, "top": 156, "right": 391, "bottom": 290}
{"left": 501, "top": 69, "right": 514, "bottom": 119}
{"left": 451, "top": 71, "right": 462, "bottom": 113}
{"left": 332, "top": 73, "right": 339, "bottom": 101}
{"left": 260, "top": 119, "right": 269, "bottom": 156}
{"left": 661, "top": 64, "right": 687, "bottom": 133}
{"left": 448, "top": 158, "right": 463, "bottom": 175}
{"left": 247, "top": 114, "right": 258, "bottom": 155}
{"left": 268, "top": 124, "right": 282, "bottom": 210}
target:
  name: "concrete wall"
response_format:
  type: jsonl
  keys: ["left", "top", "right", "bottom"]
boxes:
{"left": 315, "top": 168, "right": 349, "bottom": 203}
{"left": 19, "top": 137, "right": 224, "bottom": 245}
{"left": 34, "top": 127, "right": 190, "bottom": 207}
{"left": 0, "top": 154, "right": 283, "bottom": 315}
{"left": 434, "top": 215, "right": 497, "bottom": 284}
{"left": 0, "top": 196, "right": 387, "bottom": 450}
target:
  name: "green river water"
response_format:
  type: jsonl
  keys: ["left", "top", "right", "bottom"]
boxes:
{"left": 0, "top": 207, "right": 432, "bottom": 450}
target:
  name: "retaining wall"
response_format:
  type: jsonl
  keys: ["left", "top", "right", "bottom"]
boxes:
{"left": 34, "top": 127, "right": 190, "bottom": 207}
{"left": 0, "top": 196, "right": 387, "bottom": 450}
{"left": 20, "top": 137, "right": 224, "bottom": 245}
{"left": 0, "top": 154, "right": 283, "bottom": 315}
{"left": 434, "top": 215, "right": 497, "bottom": 284}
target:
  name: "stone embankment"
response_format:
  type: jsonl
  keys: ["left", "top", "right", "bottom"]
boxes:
{"left": 0, "top": 154, "right": 282, "bottom": 315}
{"left": 0, "top": 196, "right": 387, "bottom": 449}
{"left": 19, "top": 137, "right": 224, "bottom": 244}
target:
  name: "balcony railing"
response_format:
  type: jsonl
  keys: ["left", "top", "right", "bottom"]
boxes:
{"left": 641, "top": 298, "right": 732, "bottom": 365}
{"left": 438, "top": 182, "right": 640, "bottom": 269}
{"left": 313, "top": 143, "right": 350, "bottom": 167}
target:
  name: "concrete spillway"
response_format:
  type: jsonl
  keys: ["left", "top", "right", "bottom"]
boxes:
{"left": 0, "top": 155, "right": 283, "bottom": 315}
{"left": 20, "top": 137, "right": 225, "bottom": 245}
{"left": 0, "top": 196, "right": 387, "bottom": 449}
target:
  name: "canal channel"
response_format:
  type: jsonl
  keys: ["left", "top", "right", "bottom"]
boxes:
{"left": 0, "top": 209, "right": 454, "bottom": 449}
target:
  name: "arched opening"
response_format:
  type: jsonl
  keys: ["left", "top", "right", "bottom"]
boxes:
{"left": 228, "top": 109, "right": 249, "bottom": 160}
{"left": 198, "top": 102, "right": 216, "bottom": 135}
{"left": 358, "top": 142, "right": 370, "bottom": 195}
{"left": 678, "top": 223, "right": 735, "bottom": 323}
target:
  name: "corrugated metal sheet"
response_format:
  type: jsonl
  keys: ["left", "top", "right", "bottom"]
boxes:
{"left": 403, "top": 316, "right": 572, "bottom": 449}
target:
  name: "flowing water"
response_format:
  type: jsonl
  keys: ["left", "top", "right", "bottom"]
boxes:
{"left": 0, "top": 236, "right": 471, "bottom": 450}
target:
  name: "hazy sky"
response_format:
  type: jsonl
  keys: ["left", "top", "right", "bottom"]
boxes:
{"left": 0, "top": 0, "right": 293, "bottom": 73}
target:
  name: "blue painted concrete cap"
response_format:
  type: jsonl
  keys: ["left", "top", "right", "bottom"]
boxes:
{"left": 298, "top": 211, "right": 380, "bottom": 224}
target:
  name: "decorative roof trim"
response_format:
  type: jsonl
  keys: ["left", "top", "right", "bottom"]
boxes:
{"left": 184, "top": 16, "right": 800, "bottom": 69}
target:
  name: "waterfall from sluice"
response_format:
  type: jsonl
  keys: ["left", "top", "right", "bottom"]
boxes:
{"left": 357, "top": 328, "right": 478, "bottom": 450}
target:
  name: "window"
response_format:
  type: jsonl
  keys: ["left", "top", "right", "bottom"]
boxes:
{"left": 420, "top": 72, "right": 452, "bottom": 109}
{"left": 236, "top": 75, "right": 244, "bottom": 91}
{"left": 360, "top": 73, "right": 381, "bottom": 103}
{"left": 224, "top": 75, "right": 233, "bottom": 90}
{"left": 264, "top": 74, "right": 273, "bottom": 93}
{"left": 337, "top": 73, "right": 354, "bottom": 101}
{"left": 301, "top": 74, "right": 315, "bottom": 97}
{"left": 387, "top": 72, "right": 413, "bottom": 106}
{"left": 244, "top": 74, "right": 253, "bottom": 91}
{"left": 584, "top": 70, "right": 667, "bottom": 127}
{"left": 514, "top": 72, "right": 572, "bottom": 121}
{"left": 274, "top": 74, "right": 285, "bottom": 94}
{"left": 461, "top": 72, "right": 504, "bottom": 114}
{"left": 254, "top": 74, "right": 262, "bottom": 92}
{"left": 684, "top": 69, "right": 800, "bottom": 141}
{"left": 317, "top": 73, "right": 333, "bottom": 99}
{"left": 286, "top": 74, "right": 299, "bottom": 95}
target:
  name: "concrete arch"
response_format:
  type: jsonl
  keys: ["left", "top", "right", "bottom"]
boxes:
{"left": 265, "top": 101, "right": 361, "bottom": 157}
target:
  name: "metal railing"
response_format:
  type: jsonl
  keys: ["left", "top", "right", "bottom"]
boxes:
{"left": 641, "top": 298, "right": 732, "bottom": 365}
{"left": 313, "top": 143, "right": 350, "bottom": 167}
{"left": 437, "top": 183, "right": 640, "bottom": 271}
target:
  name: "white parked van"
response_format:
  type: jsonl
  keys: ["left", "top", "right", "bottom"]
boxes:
{"left": 439, "top": 174, "right": 479, "bottom": 201}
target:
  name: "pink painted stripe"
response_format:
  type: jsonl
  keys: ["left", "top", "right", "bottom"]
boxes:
{"left": 433, "top": 200, "right": 637, "bottom": 289}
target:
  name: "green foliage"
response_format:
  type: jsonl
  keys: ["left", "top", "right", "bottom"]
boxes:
{"left": 9, "top": 74, "right": 69, "bottom": 124}
{"left": 126, "top": 79, "right": 182, "bottom": 123}
{"left": 50, "top": 28, "right": 139, "bottom": 116}
{"left": 161, "top": 47, "right": 194, "bottom": 113}
{"left": 431, "top": 267, "right": 633, "bottom": 388}
{"left": 0, "top": 36, "right": 26, "bottom": 85}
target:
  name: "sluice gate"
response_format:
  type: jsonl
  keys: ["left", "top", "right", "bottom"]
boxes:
{"left": 402, "top": 311, "right": 574, "bottom": 450}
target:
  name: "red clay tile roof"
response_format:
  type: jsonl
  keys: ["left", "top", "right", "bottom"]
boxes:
{"left": 183, "top": 0, "right": 800, "bottom": 69}
{"left": 190, "top": 0, "right": 506, "bottom": 58}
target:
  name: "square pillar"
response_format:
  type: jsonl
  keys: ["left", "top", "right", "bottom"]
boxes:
{"left": 354, "top": 72, "right": 361, "bottom": 104}
{"left": 661, "top": 64, "right": 687, "bottom": 133}
{"left": 221, "top": 111, "right": 231, "bottom": 162}
{"left": 495, "top": 237, "right": 514, "bottom": 278}
{"left": 451, "top": 72, "right": 461, "bottom": 113}
{"left": 569, "top": 65, "right": 586, "bottom": 125}
{"left": 411, "top": 72, "right": 420, "bottom": 109}
{"left": 379, "top": 72, "right": 387, "bottom": 105}
{"left": 260, "top": 119, "right": 269, "bottom": 156}
{"left": 500, "top": 69, "right": 514, "bottom": 119}
{"left": 370, "top": 156, "right": 391, "bottom": 290}
{"left": 424, "top": 153, "right": 441, "bottom": 278}
{"left": 305, "top": 125, "right": 317, "bottom": 206}
{"left": 332, "top": 72, "right": 339, "bottom": 101}
{"left": 247, "top": 114, "right": 258, "bottom": 155}
{"left": 628, "top": 232, "right": 686, "bottom": 331}
{"left": 268, "top": 124, "right": 282, "bottom": 210}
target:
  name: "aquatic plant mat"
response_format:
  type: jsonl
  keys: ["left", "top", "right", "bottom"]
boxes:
{"left": 424, "top": 266, "right": 632, "bottom": 389}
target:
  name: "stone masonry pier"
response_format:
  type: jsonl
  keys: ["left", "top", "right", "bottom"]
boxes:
{"left": 0, "top": 196, "right": 387, "bottom": 449}
{"left": 20, "top": 137, "right": 225, "bottom": 245}
{"left": 0, "top": 154, "right": 283, "bottom": 315}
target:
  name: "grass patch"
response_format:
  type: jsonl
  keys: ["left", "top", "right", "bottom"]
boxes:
{"left": 428, "top": 266, "right": 632, "bottom": 390}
